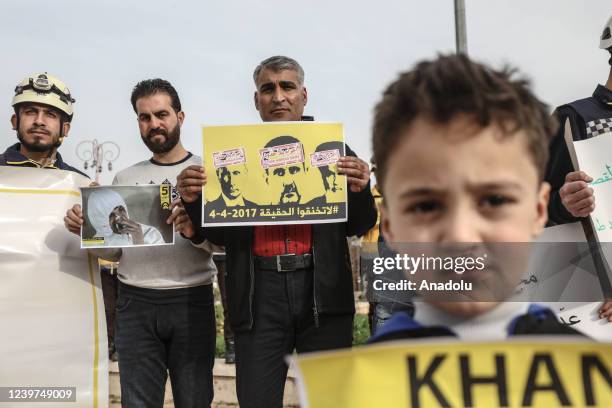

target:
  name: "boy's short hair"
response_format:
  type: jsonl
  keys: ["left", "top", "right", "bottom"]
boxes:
{"left": 372, "top": 54, "right": 557, "bottom": 193}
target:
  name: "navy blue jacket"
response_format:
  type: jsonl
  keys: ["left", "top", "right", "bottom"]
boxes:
{"left": 0, "top": 142, "right": 88, "bottom": 177}
{"left": 368, "top": 304, "right": 584, "bottom": 343}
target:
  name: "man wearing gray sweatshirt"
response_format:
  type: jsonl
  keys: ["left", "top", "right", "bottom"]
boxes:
{"left": 65, "top": 79, "right": 217, "bottom": 408}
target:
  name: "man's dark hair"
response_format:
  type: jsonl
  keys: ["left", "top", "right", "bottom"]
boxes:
{"left": 313, "top": 141, "right": 344, "bottom": 191}
{"left": 264, "top": 135, "right": 304, "bottom": 175}
{"left": 314, "top": 141, "right": 344, "bottom": 154}
{"left": 130, "top": 78, "right": 182, "bottom": 113}
{"left": 264, "top": 135, "right": 301, "bottom": 148}
{"left": 372, "top": 54, "right": 558, "bottom": 194}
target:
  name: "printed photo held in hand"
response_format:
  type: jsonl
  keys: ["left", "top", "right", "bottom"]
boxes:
{"left": 80, "top": 184, "right": 173, "bottom": 248}
{"left": 201, "top": 122, "right": 347, "bottom": 226}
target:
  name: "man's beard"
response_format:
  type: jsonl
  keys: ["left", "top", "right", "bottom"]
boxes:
{"left": 17, "top": 129, "right": 57, "bottom": 153}
{"left": 279, "top": 182, "right": 301, "bottom": 204}
{"left": 141, "top": 124, "right": 180, "bottom": 154}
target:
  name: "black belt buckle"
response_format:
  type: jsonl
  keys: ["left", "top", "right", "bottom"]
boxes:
{"left": 276, "top": 253, "right": 297, "bottom": 272}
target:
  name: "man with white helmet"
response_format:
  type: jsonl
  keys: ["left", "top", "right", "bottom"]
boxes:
{"left": 0, "top": 72, "right": 86, "bottom": 176}
{"left": 544, "top": 16, "right": 612, "bottom": 321}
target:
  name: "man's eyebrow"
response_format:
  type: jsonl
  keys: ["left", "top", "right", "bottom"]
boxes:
{"left": 279, "top": 80, "right": 296, "bottom": 87}
{"left": 258, "top": 82, "right": 274, "bottom": 90}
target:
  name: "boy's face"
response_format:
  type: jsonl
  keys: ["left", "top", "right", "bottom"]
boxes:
{"left": 380, "top": 115, "right": 550, "bottom": 316}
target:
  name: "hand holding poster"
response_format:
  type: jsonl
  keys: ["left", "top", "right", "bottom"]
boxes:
{"left": 573, "top": 135, "right": 612, "bottom": 241}
{"left": 202, "top": 122, "right": 347, "bottom": 226}
{"left": 80, "top": 184, "right": 174, "bottom": 248}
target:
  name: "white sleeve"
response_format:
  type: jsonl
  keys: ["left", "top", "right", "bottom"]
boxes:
{"left": 189, "top": 238, "right": 223, "bottom": 253}
{"left": 143, "top": 225, "right": 166, "bottom": 245}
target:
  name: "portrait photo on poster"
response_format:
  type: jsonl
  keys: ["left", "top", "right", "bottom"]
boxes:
{"left": 202, "top": 122, "right": 348, "bottom": 227}
{"left": 80, "top": 184, "right": 174, "bottom": 248}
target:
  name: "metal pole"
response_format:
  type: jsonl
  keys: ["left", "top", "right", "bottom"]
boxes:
{"left": 455, "top": 0, "right": 468, "bottom": 54}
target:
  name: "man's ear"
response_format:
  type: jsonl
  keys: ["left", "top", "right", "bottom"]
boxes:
{"left": 302, "top": 86, "right": 308, "bottom": 107}
{"left": 10, "top": 114, "right": 17, "bottom": 130}
{"left": 254, "top": 91, "right": 260, "bottom": 112}
{"left": 62, "top": 121, "right": 71, "bottom": 137}
{"left": 177, "top": 111, "right": 185, "bottom": 126}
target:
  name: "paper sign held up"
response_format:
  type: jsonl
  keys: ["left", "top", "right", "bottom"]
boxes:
{"left": 310, "top": 149, "right": 340, "bottom": 167}
{"left": 213, "top": 148, "right": 246, "bottom": 169}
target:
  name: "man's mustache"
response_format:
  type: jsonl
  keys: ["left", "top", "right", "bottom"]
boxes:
{"left": 330, "top": 185, "right": 340, "bottom": 192}
{"left": 147, "top": 128, "right": 167, "bottom": 138}
{"left": 282, "top": 183, "right": 297, "bottom": 195}
{"left": 27, "top": 126, "right": 50, "bottom": 135}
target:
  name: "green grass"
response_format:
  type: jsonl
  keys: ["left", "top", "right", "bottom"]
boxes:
{"left": 352, "top": 313, "right": 371, "bottom": 346}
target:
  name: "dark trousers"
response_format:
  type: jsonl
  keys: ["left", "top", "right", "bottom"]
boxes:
{"left": 214, "top": 258, "right": 234, "bottom": 343}
{"left": 235, "top": 266, "right": 353, "bottom": 408}
{"left": 115, "top": 283, "right": 216, "bottom": 408}
{"left": 100, "top": 267, "right": 118, "bottom": 342}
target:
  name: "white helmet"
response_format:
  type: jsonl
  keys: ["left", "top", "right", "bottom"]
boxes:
{"left": 12, "top": 72, "right": 75, "bottom": 120}
{"left": 600, "top": 15, "right": 612, "bottom": 50}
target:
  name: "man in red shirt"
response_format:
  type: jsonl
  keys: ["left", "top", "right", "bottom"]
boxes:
{"left": 178, "top": 56, "right": 377, "bottom": 408}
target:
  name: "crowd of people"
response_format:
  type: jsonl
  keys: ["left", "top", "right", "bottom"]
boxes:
{"left": 2, "top": 15, "right": 612, "bottom": 408}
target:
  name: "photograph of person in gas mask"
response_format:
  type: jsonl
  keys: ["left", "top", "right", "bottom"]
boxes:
{"left": 82, "top": 187, "right": 169, "bottom": 248}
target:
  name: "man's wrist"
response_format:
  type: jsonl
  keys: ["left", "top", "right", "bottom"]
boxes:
{"left": 186, "top": 229, "right": 205, "bottom": 244}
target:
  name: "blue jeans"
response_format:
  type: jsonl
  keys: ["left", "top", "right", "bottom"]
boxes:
{"left": 372, "top": 301, "right": 415, "bottom": 334}
{"left": 115, "top": 283, "right": 215, "bottom": 408}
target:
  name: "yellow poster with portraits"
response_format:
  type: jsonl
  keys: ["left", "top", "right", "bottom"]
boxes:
{"left": 202, "top": 122, "right": 347, "bottom": 226}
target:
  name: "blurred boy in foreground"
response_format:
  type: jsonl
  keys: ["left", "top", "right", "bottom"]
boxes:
{"left": 369, "top": 54, "right": 584, "bottom": 342}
